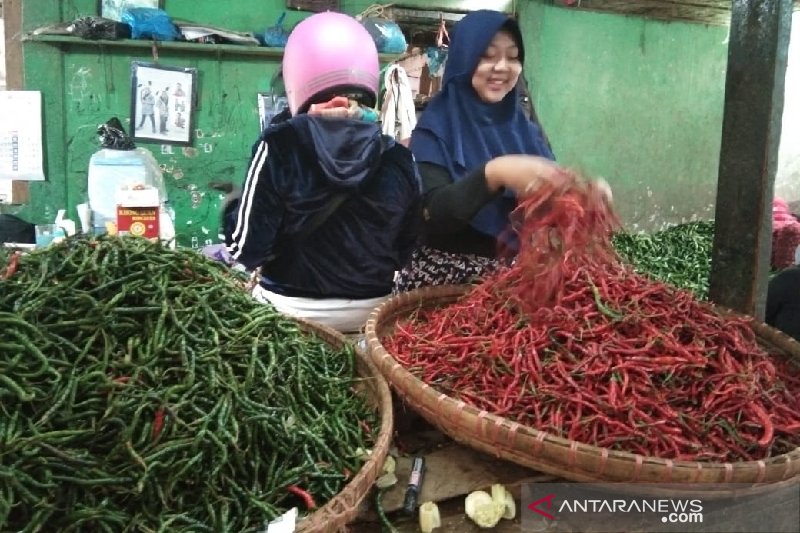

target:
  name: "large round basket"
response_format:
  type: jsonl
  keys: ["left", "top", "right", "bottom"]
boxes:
{"left": 294, "top": 319, "right": 393, "bottom": 533}
{"left": 364, "top": 285, "right": 800, "bottom": 486}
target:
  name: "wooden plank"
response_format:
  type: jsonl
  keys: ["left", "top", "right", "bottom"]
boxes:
{"left": 375, "top": 443, "right": 553, "bottom": 513}
{"left": 353, "top": 494, "right": 525, "bottom": 532}
{"left": 4, "top": 0, "right": 22, "bottom": 89}
{"left": 0, "top": 0, "right": 30, "bottom": 216}
{"left": 286, "top": 0, "right": 339, "bottom": 12}
{"left": 21, "top": 35, "right": 403, "bottom": 64}
{"left": 709, "top": 0, "right": 793, "bottom": 319}
{"left": 564, "top": 0, "right": 800, "bottom": 23}
{"left": 0, "top": 180, "right": 30, "bottom": 204}
{"left": 569, "top": 0, "right": 731, "bottom": 24}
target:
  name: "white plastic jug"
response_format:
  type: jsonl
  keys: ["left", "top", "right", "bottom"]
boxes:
{"left": 87, "top": 148, "right": 166, "bottom": 233}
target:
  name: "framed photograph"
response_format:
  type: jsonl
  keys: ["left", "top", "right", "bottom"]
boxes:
{"left": 99, "top": 0, "right": 163, "bottom": 21}
{"left": 131, "top": 62, "right": 197, "bottom": 146}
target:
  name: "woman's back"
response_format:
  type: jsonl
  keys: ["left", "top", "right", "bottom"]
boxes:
{"left": 226, "top": 114, "right": 421, "bottom": 299}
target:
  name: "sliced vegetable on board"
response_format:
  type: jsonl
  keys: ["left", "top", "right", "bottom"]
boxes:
{"left": 419, "top": 501, "right": 441, "bottom": 533}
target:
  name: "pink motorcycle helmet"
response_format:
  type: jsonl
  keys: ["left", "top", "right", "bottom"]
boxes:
{"left": 282, "top": 12, "right": 379, "bottom": 116}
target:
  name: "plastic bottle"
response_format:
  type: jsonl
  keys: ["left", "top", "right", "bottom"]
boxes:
{"left": 76, "top": 203, "right": 92, "bottom": 234}
{"left": 159, "top": 203, "right": 176, "bottom": 249}
{"left": 87, "top": 147, "right": 166, "bottom": 235}
{"left": 55, "top": 209, "right": 77, "bottom": 237}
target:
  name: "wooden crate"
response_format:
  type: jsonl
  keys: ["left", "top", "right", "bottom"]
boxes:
{"left": 286, "top": 0, "right": 339, "bottom": 12}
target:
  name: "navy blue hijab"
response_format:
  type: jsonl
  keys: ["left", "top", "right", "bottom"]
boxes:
{"left": 410, "top": 10, "right": 554, "bottom": 242}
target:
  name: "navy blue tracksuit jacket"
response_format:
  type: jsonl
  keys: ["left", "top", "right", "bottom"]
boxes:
{"left": 225, "top": 115, "right": 421, "bottom": 299}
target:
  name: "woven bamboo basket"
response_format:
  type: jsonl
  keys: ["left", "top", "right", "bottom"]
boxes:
{"left": 294, "top": 319, "right": 393, "bottom": 533}
{"left": 364, "top": 285, "right": 800, "bottom": 486}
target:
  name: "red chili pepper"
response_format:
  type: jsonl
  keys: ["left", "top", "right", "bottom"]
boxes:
{"left": 380, "top": 172, "right": 800, "bottom": 462}
{"left": 751, "top": 403, "right": 774, "bottom": 447}
{"left": 287, "top": 485, "right": 317, "bottom": 510}
{"left": 152, "top": 407, "right": 165, "bottom": 440}
{"left": 1, "top": 251, "right": 21, "bottom": 280}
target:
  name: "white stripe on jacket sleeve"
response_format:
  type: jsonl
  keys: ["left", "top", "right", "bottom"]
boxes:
{"left": 228, "top": 141, "right": 268, "bottom": 259}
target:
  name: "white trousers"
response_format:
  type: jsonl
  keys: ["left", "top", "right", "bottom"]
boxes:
{"left": 252, "top": 285, "right": 389, "bottom": 334}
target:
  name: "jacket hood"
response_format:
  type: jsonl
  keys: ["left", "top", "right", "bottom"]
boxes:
{"left": 290, "top": 115, "right": 389, "bottom": 188}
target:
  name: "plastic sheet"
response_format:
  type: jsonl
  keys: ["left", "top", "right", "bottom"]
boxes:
{"left": 425, "top": 47, "right": 448, "bottom": 77}
{"left": 255, "top": 12, "right": 290, "bottom": 48}
{"left": 97, "top": 117, "right": 136, "bottom": 151}
{"left": 71, "top": 16, "right": 131, "bottom": 40}
{"left": 362, "top": 18, "right": 408, "bottom": 54}
{"left": 121, "top": 8, "right": 181, "bottom": 41}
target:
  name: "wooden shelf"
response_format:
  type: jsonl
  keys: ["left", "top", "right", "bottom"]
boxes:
{"left": 23, "top": 33, "right": 403, "bottom": 61}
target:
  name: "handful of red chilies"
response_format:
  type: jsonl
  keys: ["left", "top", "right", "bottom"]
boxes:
{"left": 385, "top": 171, "right": 800, "bottom": 462}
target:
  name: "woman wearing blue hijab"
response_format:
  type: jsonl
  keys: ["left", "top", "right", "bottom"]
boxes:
{"left": 394, "top": 9, "right": 567, "bottom": 292}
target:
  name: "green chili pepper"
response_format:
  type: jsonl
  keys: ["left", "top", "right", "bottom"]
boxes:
{"left": 0, "top": 235, "right": 379, "bottom": 531}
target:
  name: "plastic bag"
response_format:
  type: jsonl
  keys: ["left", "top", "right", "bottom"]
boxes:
{"left": 425, "top": 47, "right": 448, "bottom": 77}
{"left": 97, "top": 117, "right": 136, "bottom": 150}
{"left": 773, "top": 224, "right": 800, "bottom": 270}
{"left": 121, "top": 8, "right": 181, "bottom": 41}
{"left": 361, "top": 18, "right": 407, "bottom": 54}
{"left": 255, "top": 12, "right": 290, "bottom": 48}
{"left": 426, "top": 18, "right": 449, "bottom": 77}
{"left": 71, "top": 16, "right": 131, "bottom": 40}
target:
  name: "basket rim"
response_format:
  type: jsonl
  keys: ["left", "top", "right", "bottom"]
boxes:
{"left": 364, "top": 284, "right": 800, "bottom": 480}
{"left": 294, "top": 318, "right": 394, "bottom": 532}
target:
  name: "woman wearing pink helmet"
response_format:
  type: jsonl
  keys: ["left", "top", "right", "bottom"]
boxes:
{"left": 225, "top": 12, "right": 421, "bottom": 333}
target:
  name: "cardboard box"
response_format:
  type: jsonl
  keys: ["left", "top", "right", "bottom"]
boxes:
{"left": 116, "top": 186, "right": 160, "bottom": 239}
{"left": 0, "top": 180, "right": 31, "bottom": 205}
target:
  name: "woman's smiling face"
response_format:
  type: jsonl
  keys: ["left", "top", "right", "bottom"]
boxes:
{"left": 471, "top": 29, "right": 522, "bottom": 104}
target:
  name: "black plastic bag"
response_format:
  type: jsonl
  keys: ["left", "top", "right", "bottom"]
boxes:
{"left": 97, "top": 117, "right": 136, "bottom": 150}
{"left": 0, "top": 214, "right": 35, "bottom": 244}
{"left": 71, "top": 17, "right": 132, "bottom": 40}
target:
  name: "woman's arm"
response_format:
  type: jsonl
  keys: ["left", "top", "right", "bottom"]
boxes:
{"left": 420, "top": 162, "right": 498, "bottom": 235}
{"left": 420, "top": 153, "right": 568, "bottom": 235}
{"left": 225, "top": 139, "right": 284, "bottom": 269}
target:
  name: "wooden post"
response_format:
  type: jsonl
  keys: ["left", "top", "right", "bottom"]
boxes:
{"left": 1, "top": 0, "right": 31, "bottom": 205}
{"left": 3, "top": 0, "right": 22, "bottom": 90}
{"left": 708, "top": 0, "right": 793, "bottom": 319}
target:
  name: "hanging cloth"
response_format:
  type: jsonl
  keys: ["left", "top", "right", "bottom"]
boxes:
{"left": 380, "top": 64, "right": 417, "bottom": 143}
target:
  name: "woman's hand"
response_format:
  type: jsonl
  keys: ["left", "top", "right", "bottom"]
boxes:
{"left": 484, "top": 155, "right": 564, "bottom": 195}
{"left": 485, "top": 155, "right": 613, "bottom": 203}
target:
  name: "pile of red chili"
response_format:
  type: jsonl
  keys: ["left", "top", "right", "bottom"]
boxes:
{"left": 384, "top": 172, "right": 800, "bottom": 462}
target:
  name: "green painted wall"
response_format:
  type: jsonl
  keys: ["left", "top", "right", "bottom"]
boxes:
{"left": 16, "top": 1, "right": 292, "bottom": 247}
{"left": 13, "top": 0, "right": 512, "bottom": 247}
{"left": 519, "top": 4, "right": 730, "bottom": 231}
{"left": 13, "top": 0, "right": 731, "bottom": 242}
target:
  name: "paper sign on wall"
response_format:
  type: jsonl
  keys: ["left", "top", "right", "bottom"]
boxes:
{"left": 0, "top": 91, "right": 45, "bottom": 181}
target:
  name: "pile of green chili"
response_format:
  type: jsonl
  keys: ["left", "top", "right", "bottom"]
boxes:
{"left": 0, "top": 236, "right": 377, "bottom": 532}
{"left": 612, "top": 220, "right": 714, "bottom": 300}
